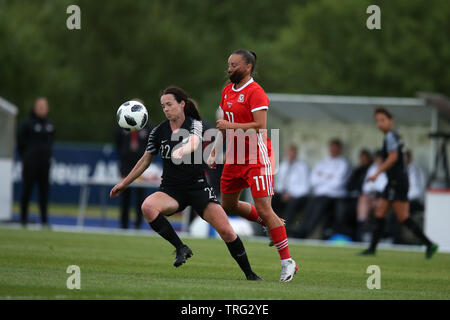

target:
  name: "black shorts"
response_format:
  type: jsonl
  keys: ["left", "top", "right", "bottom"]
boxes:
{"left": 159, "top": 178, "right": 220, "bottom": 218}
{"left": 381, "top": 178, "right": 409, "bottom": 202}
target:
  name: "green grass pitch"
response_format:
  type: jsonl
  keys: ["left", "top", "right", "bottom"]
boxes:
{"left": 0, "top": 227, "right": 449, "bottom": 300}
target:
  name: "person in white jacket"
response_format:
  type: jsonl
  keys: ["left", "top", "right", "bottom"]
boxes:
{"left": 355, "top": 150, "right": 388, "bottom": 241}
{"left": 293, "top": 139, "right": 351, "bottom": 239}
{"left": 272, "top": 145, "right": 310, "bottom": 235}
{"left": 406, "top": 150, "right": 426, "bottom": 211}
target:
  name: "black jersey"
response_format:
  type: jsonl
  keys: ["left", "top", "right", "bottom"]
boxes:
{"left": 17, "top": 111, "right": 54, "bottom": 162}
{"left": 146, "top": 116, "right": 205, "bottom": 187}
{"left": 382, "top": 130, "right": 408, "bottom": 182}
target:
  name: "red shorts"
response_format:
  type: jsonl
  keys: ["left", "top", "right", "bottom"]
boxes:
{"left": 220, "top": 163, "right": 275, "bottom": 198}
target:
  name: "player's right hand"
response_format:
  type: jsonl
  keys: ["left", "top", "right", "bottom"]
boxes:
{"left": 207, "top": 154, "right": 217, "bottom": 169}
{"left": 110, "top": 183, "right": 126, "bottom": 198}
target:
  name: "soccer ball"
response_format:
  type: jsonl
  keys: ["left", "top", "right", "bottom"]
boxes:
{"left": 116, "top": 100, "right": 148, "bottom": 131}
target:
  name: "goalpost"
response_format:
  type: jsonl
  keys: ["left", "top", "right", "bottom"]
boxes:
{"left": 0, "top": 97, "right": 18, "bottom": 221}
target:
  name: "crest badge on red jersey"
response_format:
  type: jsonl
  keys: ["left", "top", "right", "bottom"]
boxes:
{"left": 238, "top": 94, "right": 245, "bottom": 102}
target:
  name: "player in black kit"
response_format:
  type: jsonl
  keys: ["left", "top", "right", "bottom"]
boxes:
{"left": 110, "top": 86, "right": 262, "bottom": 280}
{"left": 359, "top": 108, "right": 438, "bottom": 258}
{"left": 18, "top": 97, "right": 54, "bottom": 227}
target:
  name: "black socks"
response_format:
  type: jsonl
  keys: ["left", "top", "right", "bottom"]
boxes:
{"left": 403, "top": 217, "right": 432, "bottom": 247}
{"left": 149, "top": 214, "right": 184, "bottom": 250}
{"left": 369, "top": 218, "right": 386, "bottom": 251}
{"left": 355, "top": 220, "right": 366, "bottom": 242}
{"left": 225, "top": 236, "right": 254, "bottom": 277}
{"left": 150, "top": 216, "right": 259, "bottom": 278}
{"left": 368, "top": 216, "right": 433, "bottom": 251}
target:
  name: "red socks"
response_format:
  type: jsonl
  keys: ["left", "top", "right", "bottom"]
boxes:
{"left": 269, "top": 225, "right": 291, "bottom": 260}
{"left": 246, "top": 205, "right": 265, "bottom": 227}
{"left": 245, "top": 205, "right": 290, "bottom": 260}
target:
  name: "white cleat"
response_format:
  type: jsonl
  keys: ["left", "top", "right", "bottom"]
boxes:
{"left": 280, "top": 258, "right": 299, "bottom": 282}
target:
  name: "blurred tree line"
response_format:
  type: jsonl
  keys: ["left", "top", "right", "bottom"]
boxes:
{"left": 1, "top": 0, "right": 449, "bottom": 143}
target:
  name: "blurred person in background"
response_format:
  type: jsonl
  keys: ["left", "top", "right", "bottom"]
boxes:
{"left": 406, "top": 150, "right": 427, "bottom": 214}
{"left": 345, "top": 149, "right": 373, "bottom": 240}
{"left": 358, "top": 108, "right": 438, "bottom": 258}
{"left": 272, "top": 144, "right": 310, "bottom": 236}
{"left": 293, "top": 139, "right": 351, "bottom": 239}
{"left": 355, "top": 150, "right": 387, "bottom": 242}
{"left": 17, "top": 97, "right": 54, "bottom": 227}
{"left": 346, "top": 149, "right": 373, "bottom": 199}
{"left": 115, "top": 98, "right": 153, "bottom": 229}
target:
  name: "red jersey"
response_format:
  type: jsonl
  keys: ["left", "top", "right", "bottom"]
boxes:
{"left": 219, "top": 78, "right": 272, "bottom": 166}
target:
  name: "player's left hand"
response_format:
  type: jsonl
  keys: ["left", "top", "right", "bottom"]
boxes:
{"left": 216, "top": 119, "right": 231, "bottom": 130}
{"left": 207, "top": 154, "right": 217, "bottom": 169}
{"left": 367, "top": 173, "right": 378, "bottom": 182}
{"left": 110, "top": 182, "right": 126, "bottom": 198}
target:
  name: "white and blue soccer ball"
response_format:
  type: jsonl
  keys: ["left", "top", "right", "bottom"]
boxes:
{"left": 116, "top": 100, "right": 148, "bottom": 131}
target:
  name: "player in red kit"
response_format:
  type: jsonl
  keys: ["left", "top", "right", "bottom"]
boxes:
{"left": 207, "top": 49, "right": 298, "bottom": 282}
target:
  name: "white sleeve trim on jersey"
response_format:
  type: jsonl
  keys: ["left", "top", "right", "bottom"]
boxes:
{"left": 146, "top": 123, "right": 161, "bottom": 154}
{"left": 386, "top": 131, "right": 399, "bottom": 152}
{"left": 251, "top": 106, "right": 269, "bottom": 112}
{"left": 191, "top": 119, "right": 203, "bottom": 139}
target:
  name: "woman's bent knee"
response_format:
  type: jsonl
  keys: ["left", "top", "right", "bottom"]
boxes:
{"left": 141, "top": 200, "right": 159, "bottom": 222}
{"left": 218, "top": 227, "right": 236, "bottom": 242}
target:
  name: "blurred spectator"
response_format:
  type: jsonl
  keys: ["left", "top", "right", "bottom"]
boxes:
{"left": 346, "top": 149, "right": 373, "bottom": 198}
{"left": 292, "top": 139, "right": 351, "bottom": 239}
{"left": 345, "top": 149, "right": 373, "bottom": 240}
{"left": 17, "top": 97, "right": 54, "bottom": 227}
{"left": 406, "top": 150, "right": 426, "bottom": 212}
{"left": 355, "top": 150, "right": 388, "bottom": 241}
{"left": 115, "top": 101, "right": 153, "bottom": 229}
{"left": 272, "top": 144, "right": 310, "bottom": 235}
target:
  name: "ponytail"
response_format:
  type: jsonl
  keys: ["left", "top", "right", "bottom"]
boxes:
{"left": 159, "top": 86, "right": 202, "bottom": 120}
{"left": 184, "top": 98, "right": 201, "bottom": 120}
